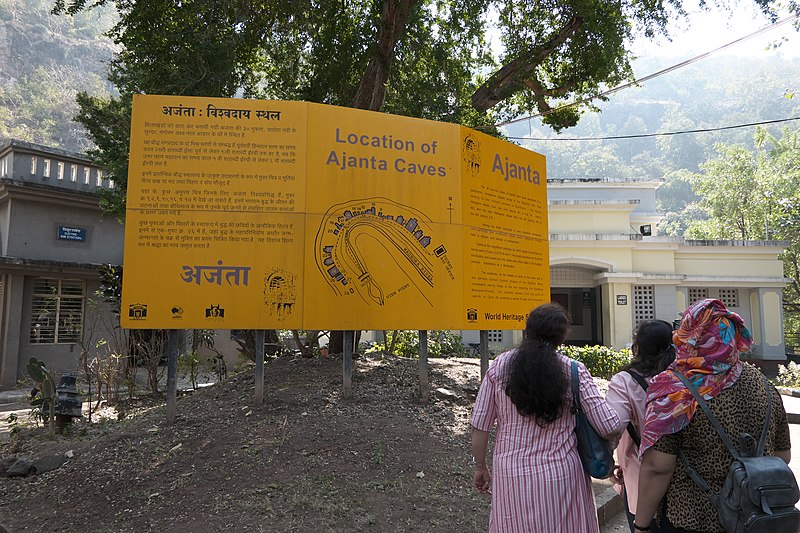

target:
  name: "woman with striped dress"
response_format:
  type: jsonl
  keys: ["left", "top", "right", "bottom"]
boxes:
{"left": 471, "top": 303, "right": 620, "bottom": 532}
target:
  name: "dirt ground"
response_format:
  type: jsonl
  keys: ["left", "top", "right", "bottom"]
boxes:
{"left": 0, "top": 354, "right": 495, "bottom": 532}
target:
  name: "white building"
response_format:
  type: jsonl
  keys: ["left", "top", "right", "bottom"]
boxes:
{"left": 461, "top": 178, "right": 787, "bottom": 366}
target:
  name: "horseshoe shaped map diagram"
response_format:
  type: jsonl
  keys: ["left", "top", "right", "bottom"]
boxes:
{"left": 314, "top": 197, "right": 454, "bottom": 307}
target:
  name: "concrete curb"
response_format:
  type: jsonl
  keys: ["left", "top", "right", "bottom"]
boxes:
{"left": 777, "top": 388, "right": 800, "bottom": 424}
{"left": 777, "top": 387, "right": 800, "bottom": 398}
{"left": 596, "top": 486, "right": 624, "bottom": 526}
{"left": 0, "top": 389, "right": 28, "bottom": 405}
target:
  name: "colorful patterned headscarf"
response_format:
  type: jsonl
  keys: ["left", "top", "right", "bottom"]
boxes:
{"left": 639, "top": 298, "right": 753, "bottom": 454}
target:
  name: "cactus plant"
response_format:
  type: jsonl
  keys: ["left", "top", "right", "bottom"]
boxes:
{"left": 27, "top": 357, "right": 56, "bottom": 434}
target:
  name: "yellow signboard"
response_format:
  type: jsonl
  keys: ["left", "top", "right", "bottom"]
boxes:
{"left": 121, "top": 95, "right": 549, "bottom": 330}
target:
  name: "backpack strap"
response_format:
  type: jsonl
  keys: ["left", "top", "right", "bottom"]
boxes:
{"left": 625, "top": 369, "right": 649, "bottom": 392}
{"left": 673, "top": 370, "right": 774, "bottom": 496}
{"left": 677, "top": 448, "right": 714, "bottom": 494}
{"left": 624, "top": 370, "right": 648, "bottom": 448}
{"left": 626, "top": 422, "right": 642, "bottom": 448}
{"left": 570, "top": 360, "right": 581, "bottom": 412}
{"left": 756, "top": 373, "right": 773, "bottom": 456}
{"left": 674, "top": 370, "right": 741, "bottom": 459}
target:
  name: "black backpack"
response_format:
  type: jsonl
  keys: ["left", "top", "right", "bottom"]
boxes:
{"left": 674, "top": 370, "right": 800, "bottom": 533}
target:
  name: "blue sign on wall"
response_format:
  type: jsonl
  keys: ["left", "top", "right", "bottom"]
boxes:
{"left": 58, "top": 226, "right": 87, "bottom": 242}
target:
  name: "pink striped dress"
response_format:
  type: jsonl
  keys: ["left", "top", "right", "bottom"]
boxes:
{"left": 471, "top": 351, "right": 619, "bottom": 533}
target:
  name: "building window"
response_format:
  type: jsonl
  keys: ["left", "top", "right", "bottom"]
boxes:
{"left": 718, "top": 288, "right": 738, "bottom": 308}
{"left": 0, "top": 157, "right": 6, "bottom": 178}
{"left": 83, "top": 168, "right": 91, "bottom": 185}
{"left": 43, "top": 159, "right": 51, "bottom": 178}
{"left": 633, "top": 285, "right": 655, "bottom": 326}
{"left": 688, "top": 288, "right": 708, "bottom": 304}
{"left": 30, "top": 278, "right": 84, "bottom": 344}
{"left": 488, "top": 330, "right": 503, "bottom": 343}
{"left": 57, "top": 161, "right": 64, "bottom": 180}
{"left": 96, "top": 169, "right": 103, "bottom": 187}
{"left": 109, "top": 178, "right": 115, "bottom": 189}
{"left": 70, "top": 165, "right": 77, "bottom": 182}
{"left": 31, "top": 157, "right": 37, "bottom": 174}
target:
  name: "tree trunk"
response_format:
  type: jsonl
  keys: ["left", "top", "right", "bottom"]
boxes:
{"left": 350, "top": 0, "right": 418, "bottom": 111}
{"left": 471, "top": 15, "right": 583, "bottom": 113}
{"left": 335, "top": 1, "right": 418, "bottom": 348}
{"left": 329, "top": 330, "right": 344, "bottom": 355}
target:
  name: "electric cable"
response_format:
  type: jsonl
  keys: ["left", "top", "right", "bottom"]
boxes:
{"left": 493, "top": 14, "right": 799, "bottom": 129}
{"left": 505, "top": 116, "right": 800, "bottom": 141}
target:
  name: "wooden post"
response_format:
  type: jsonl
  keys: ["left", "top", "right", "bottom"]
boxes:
{"left": 254, "top": 330, "right": 265, "bottom": 404}
{"left": 480, "top": 329, "right": 489, "bottom": 380}
{"left": 343, "top": 330, "right": 353, "bottom": 398}
{"left": 166, "top": 329, "right": 179, "bottom": 424}
{"left": 419, "top": 330, "right": 429, "bottom": 402}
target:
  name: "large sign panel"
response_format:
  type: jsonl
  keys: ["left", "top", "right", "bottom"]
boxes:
{"left": 121, "top": 95, "right": 549, "bottom": 330}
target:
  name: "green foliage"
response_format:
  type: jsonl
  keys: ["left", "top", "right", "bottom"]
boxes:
{"left": 96, "top": 263, "right": 123, "bottom": 314}
{"left": 776, "top": 362, "right": 800, "bottom": 389}
{"left": 52, "top": 0, "right": 800, "bottom": 221}
{"left": 0, "top": 0, "right": 116, "bottom": 151}
{"left": 677, "top": 127, "right": 800, "bottom": 340}
{"left": 560, "top": 345, "right": 631, "bottom": 380}
{"left": 657, "top": 170, "right": 700, "bottom": 213}
{"left": 371, "top": 330, "right": 470, "bottom": 359}
{"left": 178, "top": 350, "right": 201, "bottom": 389}
{"left": 689, "top": 143, "right": 759, "bottom": 239}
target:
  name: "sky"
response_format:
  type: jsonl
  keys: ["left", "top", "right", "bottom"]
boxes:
{"left": 631, "top": 2, "right": 800, "bottom": 59}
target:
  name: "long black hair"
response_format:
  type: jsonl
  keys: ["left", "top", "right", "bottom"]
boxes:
{"left": 505, "top": 303, "right": 570, "bottom": 426}
{"left": 624, "top": 319, "right": 675, "bottom": 378}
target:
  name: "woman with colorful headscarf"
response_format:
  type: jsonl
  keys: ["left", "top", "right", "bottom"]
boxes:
{"left": 632, "top": 298, "right": 791, "bottom": 533}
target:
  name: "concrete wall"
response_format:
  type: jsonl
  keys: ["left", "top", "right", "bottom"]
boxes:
{"left": 8, "top": 144, "right": 109, "bottom": 195}
{"left": 550, "top": 208, "right": 633, "bottom": 234}
{"left": 675, "top": 250, "right": 785, "bottom": 277}
{"left": 6, "top": 198, "right": 124, "bottom": 264}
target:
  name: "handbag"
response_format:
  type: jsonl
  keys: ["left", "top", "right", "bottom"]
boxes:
{"left": 570, "top": 360, "right": 614, "bottom": 479}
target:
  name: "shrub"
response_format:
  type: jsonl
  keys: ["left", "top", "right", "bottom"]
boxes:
{"left": 370, "top": 330, "right": 471, "bottom": 358}
{"left": 561, "top": 345, "right": 632, "bottom": 380}
{"left": 776, "top": 362, "right": 800, "bottom": 389}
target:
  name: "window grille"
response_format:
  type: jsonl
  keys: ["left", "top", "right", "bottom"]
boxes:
{"left": 718, "top": 288, "right": 738, "bottom": 308}
{"left": 30, "top": 279, "right": 84, "bottom": 344}
{"left": 488, "top": 330, "right": 503, "bottom": 343}
{"left": 688, "top": 288, "right": 708, "bottom": 304}
{"left": 633, "top": 285, "right": 655, "bottom": 326}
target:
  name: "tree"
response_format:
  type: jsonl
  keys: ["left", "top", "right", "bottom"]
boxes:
{"left": 54, "top": 0, "right": 799, "bottom": 217}
{"left": 688, "top": 143, "right": 759, "bottom": 239}
{"left": 774, "top": 195, "right": 800, "bottom": 316}
{"left": 682, "top": 127, "right": 800, "bottom": 342}
{"left": 53, "top": 0, "right": 796, "bottom": 351}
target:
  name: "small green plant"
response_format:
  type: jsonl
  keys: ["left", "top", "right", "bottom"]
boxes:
{"left": 6, "top": 412, "right": 22, "bottom": 438}
{"left": 178, "top": 351, "right": 201, "bottom": 389}
{"left": 372, "top": 441, "right": 384, "bottom": 465}
{"left": 561, "top": 345, "right": 632, "bottom": 380}
{"left": 776, "top": 362, "right": 800, "bottom": 389}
